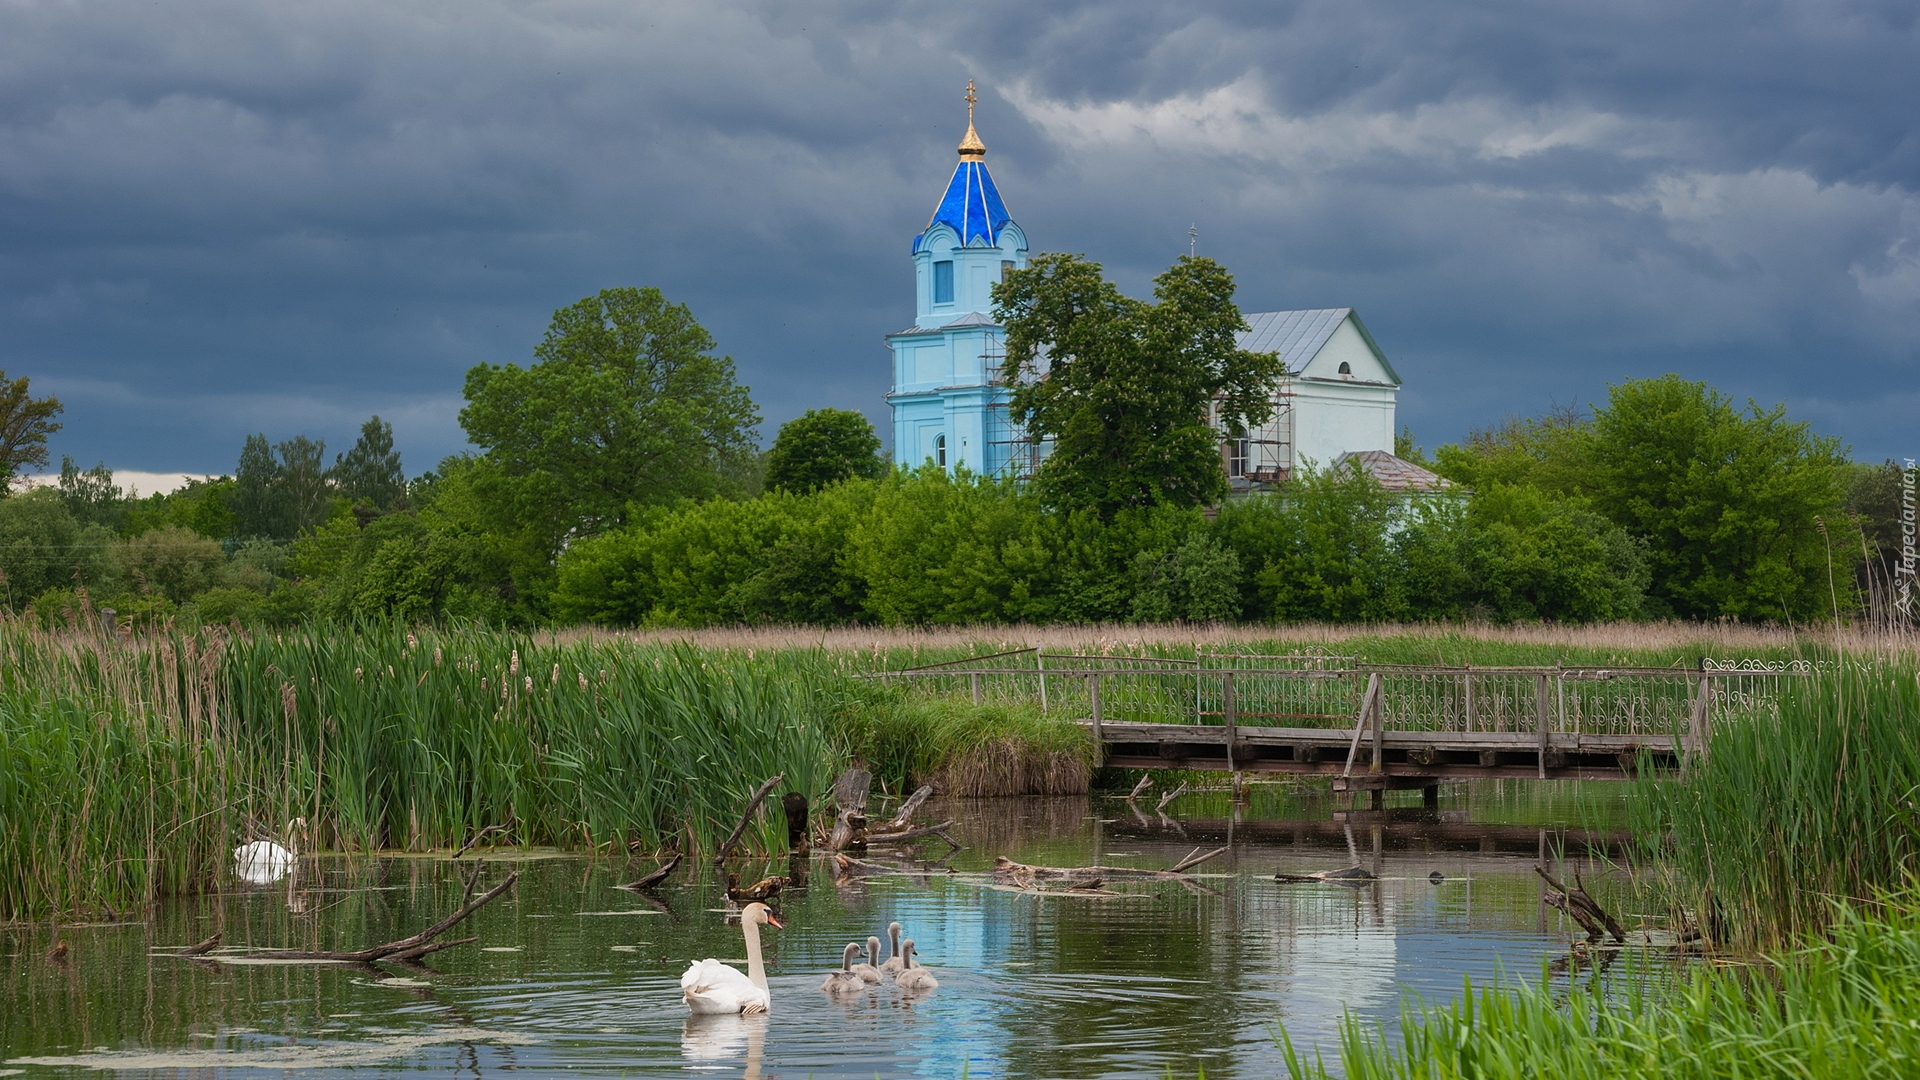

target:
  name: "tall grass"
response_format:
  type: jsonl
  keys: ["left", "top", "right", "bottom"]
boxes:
{"left": 1634, "top": 653, "right": 1920, "bottom": 947}
{"left": 836, "top": 686, "right": 1096, "bottom": 796}
{"left": 1284, "top": 900, "right": 1920, "bottom": 1080}
{"left": 0, "top": 620, "right": 852, "bottom": 921}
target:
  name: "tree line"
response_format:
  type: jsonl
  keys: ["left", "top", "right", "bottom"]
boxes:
{"left": 0, "top": 259, "right": 1902, "bottom": 629}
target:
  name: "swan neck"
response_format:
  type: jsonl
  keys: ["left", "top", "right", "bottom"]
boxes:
{"left": 743, "top": 916, "right": 768, "bottom": 992}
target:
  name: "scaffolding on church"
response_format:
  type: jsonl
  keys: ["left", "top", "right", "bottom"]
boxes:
{"left": 982, "top": 331, "right": 1045, "bottom": 481}
{"left": 1216, "top": 389, "right": 1296, "bottom": 494}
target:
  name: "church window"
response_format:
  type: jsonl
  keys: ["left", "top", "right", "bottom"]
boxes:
{"left": 1227, "top": 438, "right": 1249, "bottom": 478}
{"left": 1338, "top": 361, "right": 1352, "bottom": 375}
{"left": 935, "top": 434, "right": 947, "bottom": 467}
{"left": 1001, "top": 260, "right": 1014, "bottom": 281}
{"left": 934, "top": 261, "right": 954, "bottom": 304}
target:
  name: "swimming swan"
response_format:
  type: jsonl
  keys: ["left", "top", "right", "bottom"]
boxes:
{"left": 821, "top": 942, "right": 866, "bottom": 993}
{"left": 881, "top": 921, "right": 907, "bottom": 976}
{"left": 234, "top": 818, "right": 306, "bottom": 885}
{"left": 850, "top": 935, "right": 883, "bottom": 984}
{"left": 682, "top": 902, "right": 784, "bottom": 1015}
{"left": 895, "top": 939, "right": 938, "bottom": 992}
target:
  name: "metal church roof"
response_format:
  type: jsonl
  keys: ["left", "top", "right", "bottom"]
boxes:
{"left": 1236, "top": 307, "right": 1401, "bottom": 384}
{"left": 914, "top": 160, "right": 1012, "bottom": 252}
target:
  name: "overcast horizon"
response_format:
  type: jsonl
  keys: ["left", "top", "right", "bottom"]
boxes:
{"left": 6, "top": 0, "right": 1917, "bottom": 482}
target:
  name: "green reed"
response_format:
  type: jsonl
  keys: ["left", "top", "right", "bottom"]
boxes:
{"left": 1633, "top": 653, "right": 1920, "bottom": 947}
{"left": 1282, "top": 898, "right": 1920, "bottom": 1080}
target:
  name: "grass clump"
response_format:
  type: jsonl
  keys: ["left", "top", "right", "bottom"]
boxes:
{"left": 1635, "top": 653, "right": 1920, "bottom": 947}
{"left": 1283, "top": 900, "right": 1920, "bottom": 1080}
{"left": 838, "top": 687, "right": 1097, "bottom": 796}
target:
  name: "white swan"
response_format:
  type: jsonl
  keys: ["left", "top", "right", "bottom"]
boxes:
{"left": 821, "top": 942, "right": 866, "bottom": 994}
{"left": 234, "top": 818, "right": 306, "bottom": 885}
{"left": 681, "top": 902, "right": 783, "bottom": 1014}
{"left": 880, "top": 921, "right": 907, "bottom": 976}
{"left": 850, "top": 935, "right": 883, "bottom": 984}
{"left": 895, "top": 938, "right": 939, "bottom": 992}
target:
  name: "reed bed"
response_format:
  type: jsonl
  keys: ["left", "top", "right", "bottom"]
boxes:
{"left": 1634, "top": 652, "right": 1920, "bottom": 947}
{"left": 1284, "top": 900, "right": 1920, "bottom": 1080}
{"left": 831, "top": 690, "right": 1096, "bottom": 797}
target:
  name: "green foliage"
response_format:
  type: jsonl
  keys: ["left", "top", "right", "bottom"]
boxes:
{"left": 123, "top": 476, "right": 239, "bottom": 540}
{"left": 232, "top": 433, "right": 289, "bottom": 539}
{"left": 1130, "top": 532, "right": 1243, "bottom": 622}
{"left": 995, "top": 254, "right": 1281, "bottom": 514}
{"left": 460, "top": 286, "right": 760, "bottom": 544}
{"left": 0, "top": 491, "right": 107, "bottom": 607}
{"left": 836, "top": 684, "right": 1095, "bottom": 795}
{"left": 56, "top": 457, "right": 125, "bottom": 529}
{"left": 332, "top": 415, "right": 405, "bottom": 509}
{"left": 1587, "top": 375, "right": 1852, "bottom": 621}
{"left": 0, "top": 371, "right": 62, "bottom": 492}
{"left": 1452, "top": 484, "right": 1648, "bottom": 622}
{"left": 764, "top": 408, "right": 886, "bottom": 493}
{"left": 1219, "top": 462, "right": 1405, "bottom": 621}
{"left": 1636, "top": 656, "right": 1920, "bottom": 947}
{"left": 1287, "top": 901, "right": 1920, "bottom": 1080}
{"left": 111, "top": 524, "right": 225, "bottom": 603}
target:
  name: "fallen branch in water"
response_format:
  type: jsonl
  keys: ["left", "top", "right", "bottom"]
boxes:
{"left": 1535, "top": 865, "right": 1626, "bottom": 943}
{"left": 881, "top": 785, "right": 934, "bottom": 831}
{"left": 177, "top": 932, "right": 222, "bottom": 956}
{"left": 865, "top": 819, "right": 962, "bottom": 850}
{"left": 616, "top": 850, "right": 682, "bottom": 891}
{"left": 993, "top": 846, "right": 1226, "bottom": 882}
{"left": 1156, "top": 783, "right": 1189, "bottom": 813}
{"left": 1127, "top": 775, "right": 1153, "bottom": 801}
{"left": 452, "top": 824, "right": 509, "bottom": 859}
{"left": 715, "top": 775, "right": 785, "bottom": 865}
{"left": 227, "top": 865, "right": 519, "bottom": 962}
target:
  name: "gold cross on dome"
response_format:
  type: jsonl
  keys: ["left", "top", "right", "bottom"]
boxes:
{"left": 965, "top": 79, "right": 977, "bottom": 121}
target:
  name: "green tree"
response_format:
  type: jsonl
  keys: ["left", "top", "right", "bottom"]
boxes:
{"left": 0, "top": 492, "right": 104, "bottom": 608}
{"left": 460, "top": 286, "right": 760, "bottom": 542}
{"left": 1585, "top": 375, "right": 1851, "bottom": 621}
{"left": 232, "top": 434, "right": 288, "bottom": 538}
{"left": 124, "top": 477, "right": 239, "bottom": 540}
{"left": 995, "top": 254, "right": 1281, "bottom": 515}
{"left": 0, "top": 371, "right": 62, "bottom": 494}
{"left": 112, "top": 525, "right": 226, "bottom": 604}
{"left": 332, "top": 416, "right": 406, "bottom": 509}
{"left": 764, "top": 408, "right": 886, "bottom": 493}
{"left": 1215, "top": 462, "right": 1404, "bottom": 622}
{"left": 57, "top": 457, "right": 126, "bottom": 529}
{"left": 276, "top": 435, "right": 333, "bottom": 533}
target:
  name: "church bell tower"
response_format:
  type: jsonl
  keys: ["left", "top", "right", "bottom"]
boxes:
{"left": 885, "top": 82, "right": 1030, "bottom": 474}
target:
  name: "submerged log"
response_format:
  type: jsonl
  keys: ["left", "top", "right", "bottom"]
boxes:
{"left": 1155, "top": 783, "right": 1189, "bottom": 813}
{"left": 714, "top": 774, "right": 785, "bottom": 865}
{"left": 1276, "top": 865, "right": 1375, "bottom": 884}
{"left": 826, "top": 768, "right": 872, "bottom": 852}
{"left": 1127, "top": 775, "right": 1153, "bottom": 801}
{"left": 725, "top": 873, "right": 787, "bottom": 903}
{"left": 616, "top": 850, "right": 682, "bottom": 891}
{"left": 1535, "top": 865, "right": 1626, "bottom": 943}
{"left": 177, "top": 932, "right": 222, "bottom": 956}
{"left": 993, "top": 846, "right": 1226, "bottom": 883}
{"left": 882, "top": 784, "right": 935, "bottom": 831}
{"left": 866, "top": 819, "right": 962, "bottom": 850}
{"left": 231, "top": 865, "right": 519, "bottom": 962}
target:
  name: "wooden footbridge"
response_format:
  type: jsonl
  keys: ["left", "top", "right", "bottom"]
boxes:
{"left": 877, "top": 649, "right": 1811, "bottom": 805}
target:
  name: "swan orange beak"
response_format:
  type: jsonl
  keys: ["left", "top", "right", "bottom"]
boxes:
{"left": 765, "top": 912, "right": 785, "bottom": 929}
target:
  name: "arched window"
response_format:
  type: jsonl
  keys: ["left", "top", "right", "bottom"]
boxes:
{"left": 1337, "top": 361, "right": 1352, "bottom": 375}
{"left": 935, "top": 433, "right": 947, "bottom": 467}
{"left": 933, "top": 261, "right": 955, "bottom": 305}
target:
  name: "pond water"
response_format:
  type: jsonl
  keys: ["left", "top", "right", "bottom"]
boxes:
{"left": 1, "top": 784, "right": 1636, "bottom": 1079}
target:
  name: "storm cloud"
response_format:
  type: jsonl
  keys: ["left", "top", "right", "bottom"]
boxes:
{"left": 5, "top": 0, "right": 1916, "bottom": 478}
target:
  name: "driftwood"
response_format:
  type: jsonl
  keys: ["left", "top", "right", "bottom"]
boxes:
{"left": 993, "top": 846, "right": 1227, "bottom": 882}
{"left": 882, "top": 784, "right": 934, "bottom": 831}
{"left": 1276, "top": 865, "right": 1375, "bottom": 885}
{"left": 1535, "top": 866, "right": 1626, "bottom": 943}
{"left": 826, "top": 768, "right": 871, "bottom": 852}
{"left": 781, "top": 792, "right": 811, "bottom": 855}
{"left": 866, "top": 819, "right": 962, "bottom": 849}
{"left": 452, "top": 824, "right": 509, "bottom": 859}
{"left": 616, "top": 850, "right": 682, "bottom": 891}
{"left": 714, "top": 775, "right": 785, "bottom": 865}
{"left": 177, "top": 932, "right": 222, "bottom": 956}
{"left": 1156, "top": 783, "right": 1189, "bottom": 813}
{"left": 1127, "top": 775, "right": 1152, "bottom": 800}
{"left": 230, "top": 866, "right": 519, "bottom": 962}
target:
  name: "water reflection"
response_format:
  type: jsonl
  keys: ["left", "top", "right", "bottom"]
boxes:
{"left": 1, "top": 784, "right": 1641, "bottom": 1079}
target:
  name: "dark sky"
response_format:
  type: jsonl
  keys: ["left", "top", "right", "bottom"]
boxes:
{"left": 8, "top": 0, "right": 1918, "bottom": 481}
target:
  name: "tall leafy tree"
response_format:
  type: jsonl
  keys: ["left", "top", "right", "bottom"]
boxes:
{"left": 460, "top": 286, "right": 760, "bottom": 541}
{"left": 0, "top": 371, "right": 63, "bottom": 494}
{"left": 995, "top": 254, "right": 1281, "bottom": 515}
{"left": 232, "top": 434, "right": 287, "bottom": 539}
{"left": 277, "top": 436, "right": 333, "bottom": 533}
{"left": 57, "top": 457, "right": 125, "bottom": 528}
{"left": 764, "top": 408, "right": 886, "bottom": 493}
{"left": 332, "top": 416, "right": 405, "bottom": 509}
{"left": 1584, "top": 374, "right": 1852, "bottom": 621}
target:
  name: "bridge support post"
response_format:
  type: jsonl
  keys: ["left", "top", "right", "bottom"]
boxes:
{"left": 970, "top": 672, "right": 981, "bottom": 705}
{"left": 1423, "top": 784, "right": 1439, "bottom": 809}
{"left": 1090, "top": 674, "right": 1104, "bottom": 766}
{"left": 1536, "top": 674, "right": 1551, "bottom": 779}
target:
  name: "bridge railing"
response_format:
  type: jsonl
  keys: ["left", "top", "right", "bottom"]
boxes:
{"left": 872, "top": 654, "right": 1817, "bottom": 745}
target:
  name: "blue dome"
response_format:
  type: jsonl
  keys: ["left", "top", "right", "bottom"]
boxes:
{"left": 913, "top": 160, "right": 1012, "bottom": 253}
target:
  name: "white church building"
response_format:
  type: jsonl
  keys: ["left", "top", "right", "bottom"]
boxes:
{"left": 888, "top": 91, "right": 1434, "bottom": 493}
